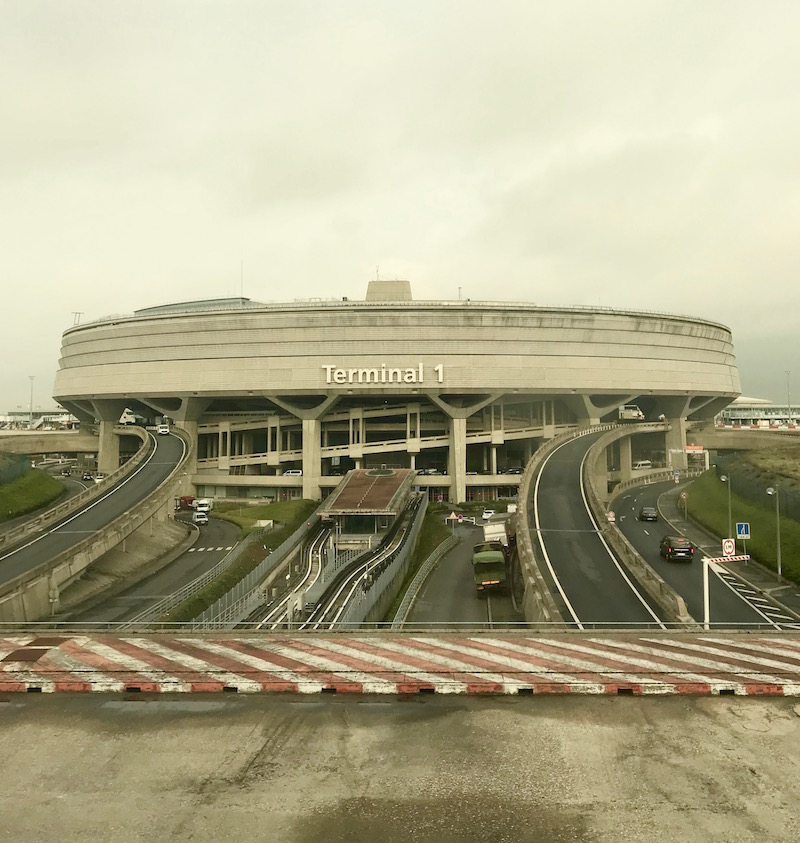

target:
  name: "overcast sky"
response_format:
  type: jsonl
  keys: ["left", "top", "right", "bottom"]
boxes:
{"left": 2, "top": 1, "right": 799, "bottom": 412}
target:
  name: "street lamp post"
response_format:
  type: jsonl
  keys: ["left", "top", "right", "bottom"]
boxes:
{"left": 720, "top": 474, "right": 732, "bottom": 538}
{"left": 766, "top": 486, "right": 782, "bottom": 579}
{"left": 787, "top": 371, "right": 792, "bottom": 426}
{"left": 28, "top": 375, "right": 35, "bottom": 429}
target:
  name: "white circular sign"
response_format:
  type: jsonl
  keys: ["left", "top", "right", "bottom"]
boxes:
{"left": 607, "top": 511, "right": 615, "bottom": 522}
{"left": 722, "top": 538, "right": 735, "bottom": 557}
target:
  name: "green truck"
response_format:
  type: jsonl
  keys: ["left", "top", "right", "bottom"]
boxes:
{"left": 472, "top": 546, "right": 507, "bottom": 595}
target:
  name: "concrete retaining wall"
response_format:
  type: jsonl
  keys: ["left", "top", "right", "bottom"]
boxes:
{"left": 584, "top": 430, "right": 696, "bottom": 625}
{"left": 0, "top": 426, "right": 150, "bottom": 552}
{"left": 0, "top": 429, "right": 193, "bottom": 622}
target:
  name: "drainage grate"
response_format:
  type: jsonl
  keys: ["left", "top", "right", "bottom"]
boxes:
{"left": 617, "top": 687, "right": 634, "bottom": 696}
{"left": 222, "top": 686, "right": 238, "bottom": 693}
{"left": 418, "top": 687, "right": 436, "bottom": 694}
{"left": 26, "top": 686, "right": 43, "bottom": 693}
{"left": 517, "top": 687, "right": 534, "bottom": 696}
{"left": 321, "top": 686, "right": 338, "bottom": 694}
{"left": 719, "top": 688, "right": 736, "bottom": 696}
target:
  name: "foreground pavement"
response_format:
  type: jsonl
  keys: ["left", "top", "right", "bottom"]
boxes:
{"left": 3, "top": 694, "right": 800, "bottom": 842}
{"left": 2, "top": 631, "right": 800, "bottom": 695}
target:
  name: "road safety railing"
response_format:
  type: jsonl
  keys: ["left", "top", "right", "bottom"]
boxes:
{"left": 391, "top": 533, "right": 459, "bottom": 629}
{"left": 192, "top": 514, "right": 322, "bottom": 628}
{"left": 0, "top": 426, "right": 151, "bottom": 551}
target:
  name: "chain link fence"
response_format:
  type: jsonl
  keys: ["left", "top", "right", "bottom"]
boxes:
{"left": 714, "top": 456, "right": 800, "bottom": 523}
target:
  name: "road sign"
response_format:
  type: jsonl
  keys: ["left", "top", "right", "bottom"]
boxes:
{"left": 722, "top": 538, "right": 735, "bottom": 557}
{"left": 437, "top": 494, "right": 443, "bottom": 502}
{"left": 457, "top": 513, "right": 463, "bottom": 522}
{"left": 673, "top": 469, "right": 680, "bottom": 477}
{"left": 679, "top": 491, "right": 687, "bottom": 500}
{"left": 447, "top": 511, "right": 457, "bottom": 520}
{"left": 607, "top": 511, "right": 615, "bottom": 522}
{"left": 736, "top": 522, "right": 751, "bottom": 539}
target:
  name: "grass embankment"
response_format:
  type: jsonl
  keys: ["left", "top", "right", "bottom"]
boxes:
{"left": 382, "top": 502, "right": 453, "bottom": 623}
{"left": 162, "top": 499, "right": 317, "bottom": 623}
{"left": 685, "top": 470, "right": 800, "bottom": 583}
{"left": 0, "top": 469, "right": 65, "bottom": 523}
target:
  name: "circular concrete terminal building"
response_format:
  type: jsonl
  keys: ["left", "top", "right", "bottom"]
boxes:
{"left": 53, "top": 280, "right": 741, "bottom": 503}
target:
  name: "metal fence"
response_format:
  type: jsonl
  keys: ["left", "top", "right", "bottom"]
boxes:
{"left": 120, "top": 526, "right": 273, "bottom": 628}
{"left": 193, "top": 514, "right": 322, "bottom": 627}
{"left": 337, "top": 496, "right": 428, "bottom": 627}
{"left": 391, "top": 533, "right": 459, "bottom": 628}
{"left": 0, "top": 454, "right": 30, "bottom": 485}
{"left": 714, "top": 457, "right": 800, "bottom": 523}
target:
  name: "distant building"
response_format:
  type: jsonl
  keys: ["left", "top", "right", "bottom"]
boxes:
{"left": 715, "top": 396, "right": 798, "bottom": 428}
{"left": 0, "top": 409, "right": 78, "bottom": 431}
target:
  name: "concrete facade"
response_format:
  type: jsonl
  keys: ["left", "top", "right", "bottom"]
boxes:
{"left": 53, "top": 284, "right": 740, "bottom": 503}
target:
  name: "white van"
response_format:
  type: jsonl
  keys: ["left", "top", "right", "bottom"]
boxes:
{"left": 633, "top": 459, "right": 652, "bottom": 470}
{"left": 284, "top": 469, "right": 303, "bottom": 476}
{"left": 156, "top": 423, "right": 170, "bottom": 435}
{"left": 192, "top": 511, "right": 208, "bottom": 525}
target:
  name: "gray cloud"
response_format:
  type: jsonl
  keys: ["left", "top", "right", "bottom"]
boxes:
{"left": 2, "top": 1, "right": 799, "bottom": 408}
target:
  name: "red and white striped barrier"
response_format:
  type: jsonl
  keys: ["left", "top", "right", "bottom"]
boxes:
{"left": 2, "top": 633, "right": 800, "bottom": 696}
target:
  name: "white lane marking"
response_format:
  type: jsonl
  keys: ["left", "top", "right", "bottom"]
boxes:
{"left": 533, "top": 443, "right": 584, "bottom": 629}
{"left": 578, "top": 448, "right": 665, "bottom": 629}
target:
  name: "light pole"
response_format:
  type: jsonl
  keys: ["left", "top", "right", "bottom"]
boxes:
{"left": 787, "top": 371, "right": 792, "bottom": 425}
{"left": 766, "top": 486, "right": 782, "bottom": 579}
{"left": 720, "top": 474, "right": 732, "bottom": 538}
{"left": 28, "top": 375, "right": 35, "bottom": 428}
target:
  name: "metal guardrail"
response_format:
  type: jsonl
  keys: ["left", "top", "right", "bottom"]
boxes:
{"left": 119, "top": 528, "right": 269, "bottom": 628}
{"left": 0, "top": 429, "right": 192, "bottom": 614}
{"left": 338, "top": 496, "right": 428, "bottom": 627}
{"left": 0, "top": 426, "right": 151, "bottom": 550}
{"left": 391, "top": 533, "right": 459, "bottom": 629}
{"left": 194, "top": 514, "right": 322, "bottom": 627}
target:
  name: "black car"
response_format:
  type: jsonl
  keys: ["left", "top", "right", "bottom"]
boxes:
{"left": 82, "top": 471, "right": 93, "bottom": 481}
{"left": 659, "top": 535, "right": 694, "bottom": 562}
{"left": 638, "top": 506, "right": 658, "bottom": 522}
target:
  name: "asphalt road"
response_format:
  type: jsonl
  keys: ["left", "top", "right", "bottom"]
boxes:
{"left": 616, "top": 482, "right": 773, "bottom": 627}
{"left": 66, "top": 516, "right": 242, "bottom": 624}
{"left": 531, "top": 433, "right": 664, "bottom": 627}
{"left": 0, "top": 432, "right": 186, "bottom": 585}
{"left": 1, "top": 693, "right": 798, "bottom": 842}
{"left": 405, "top": 522, "right": 522, "bottom": 628}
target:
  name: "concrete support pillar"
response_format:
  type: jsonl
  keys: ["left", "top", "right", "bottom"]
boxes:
{"left": 665, "top": 417, "right": 688, "bottom": 469}
{"left": 491, "top": 446, "right": 498, "bottom": 475}
{"left": 218, "top": 422, "right": 230, "bottom": 471}
{"left": 97, "top": 420, "right": 119, "bottom": 475}
{"left": 447, "top": 417, "right": 467, "bottom": 504}
{"left": 181, "top": 420, "right": 199, "bottom": 488}
{"left": 619, "top": 436, "right": 633, "bottom": 482}
{"left": 302, "top": 418, "right": 322, "bottom": 500}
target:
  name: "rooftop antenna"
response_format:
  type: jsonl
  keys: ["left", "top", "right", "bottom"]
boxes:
{"left": 458, "top": 287, "right": 462, "bottom": 300}
{"left": 376, "top": 265, "right": 380, "bottom": 280}
{"left": 240, "top": 256, "right": 244, "bottom": 299}
{"left": 72, "top": 312, "right": 83, "bottom": 326}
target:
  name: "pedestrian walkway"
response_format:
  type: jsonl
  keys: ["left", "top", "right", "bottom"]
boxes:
{"left": 659, "top": 484, "right": 800, "bottom": 619}
{"left": 1, "top": 631, "right": 799, "bottom": 696}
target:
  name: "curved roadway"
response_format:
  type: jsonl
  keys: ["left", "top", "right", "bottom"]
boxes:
{"left": 530, "top": 431, "right": 665, "bottom": 628}
{"left": 615, "top": 482, "right": 786, "bottom": 628}
{"left": 0, "top": 432, "right": 186, "bottom": 585}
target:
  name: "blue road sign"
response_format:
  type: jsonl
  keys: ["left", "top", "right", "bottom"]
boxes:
{"left": 736, "top": 522, "right": 750, "bottom": 539}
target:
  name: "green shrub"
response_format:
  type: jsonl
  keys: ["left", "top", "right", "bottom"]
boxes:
{"left": 686, "top": 470, "right": 800, "bottom": 583}
{"left": 162, "top": 499, "right": 317, "bottom": 623}
{"left": 0, "top": 469, "right": 65, "bottom": 523}
{"left": 382, "top": 506, "right": 453, "bottom": 622}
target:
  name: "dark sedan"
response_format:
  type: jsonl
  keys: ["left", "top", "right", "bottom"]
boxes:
{"left": 638, "top": 506, "right": 658, "bottom": 522}
{"left": 659, "top": 535, "right": 694, "bottom": 562}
